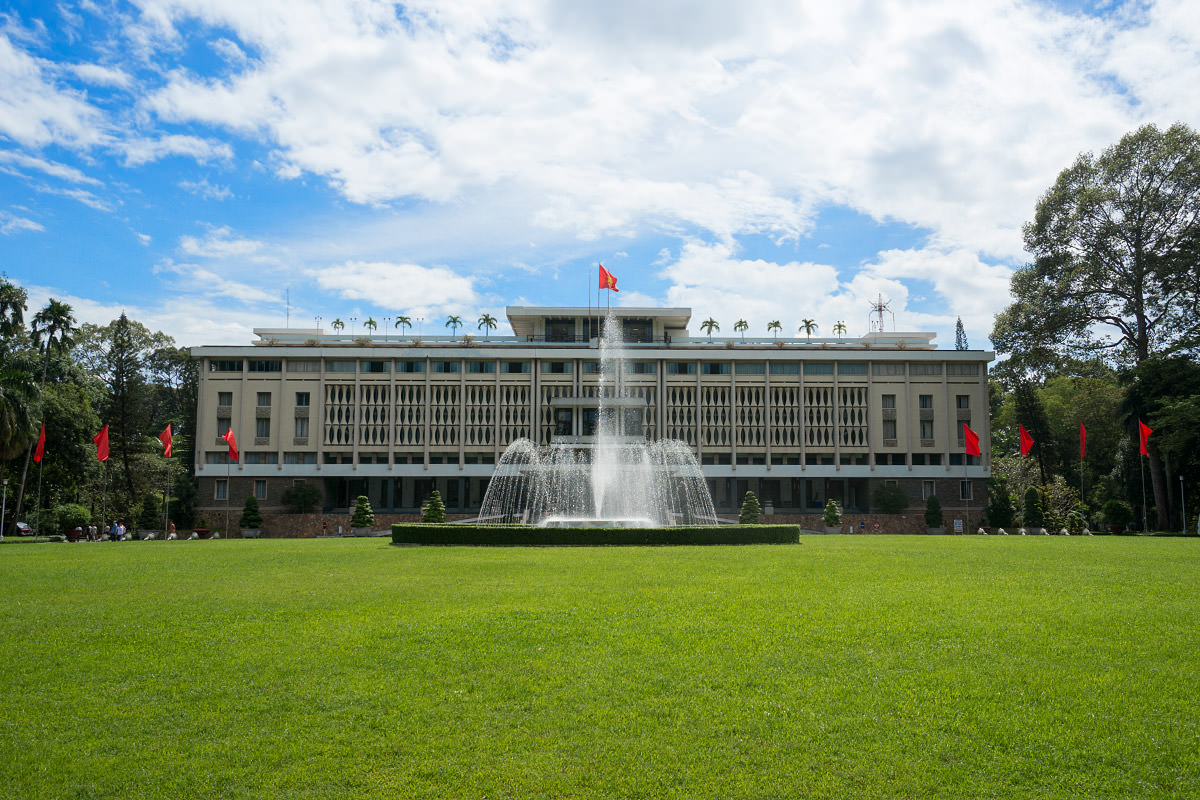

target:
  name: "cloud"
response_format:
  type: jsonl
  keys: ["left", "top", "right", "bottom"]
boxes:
{"left": 32, "top": 183, "right": 114, "bottom": 212}
{"left": 0, "top": 210, "right": 45, "bottom": 235}
{"left": 66, "top": 62, "right": 132, "bottom": 87}
{"left": 154, "top": 260, "right": 282, "bottom": 306}
{"left": 310, "top": 260, "right": 481, "bottom": 316}
{"left": 178, "top": 178, "right": 233, "bottom": 200}
{"left": 0, "top": 33, "right": 108, "bottom": 148}
{"left": 0, "top": 149, "right": 102, "bottom": 185}
{"left": 179, "top": 226, "right": 265, "bottom": 258}
{"left": 119, "top": 134, "right": 233, "bottom": 166}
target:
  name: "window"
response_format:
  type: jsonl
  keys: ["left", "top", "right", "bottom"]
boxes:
{"left": 215, "top": 479, "right": 227, "bottom": 500}
{"left": 218, "top": 392, "right": 233, "bottom": 406}
{"left": 205, "top": 451, "right": 231, "bottom": 464}
{"left": 837, "top": 362, "right": 868, "bottom": 375}
{"left": 397, "top": 360, "right": 425, "bottom": 373}
{"left": 545, "top": 318, "right": 576, "bottom": 342}
{"left": 467, "top": 361, "right": 495, "bottom": 373}
{"left": 919, "top": 394, "right": 933, "bottom": 409}
{"left": 209, "top": 359, "right": 242, "bottom": 372}
{"left": 583, "top": 362, "right": 602, "bottom": 374}
{"left": 503, "top": 361, "right": 529, "bottom": 374}
{"left": 541, "top": 361, "right": 572, "bottom": 374}
{"left": 626, "top": 361, "right": 656, "bottom": 374}
{"left": 581, "top": 408, "right": 598, "bottom": 436}
{"left": 911, "top": 453, "right": 926, "bottom": 465}
{"left": 361, "top": 360, "right": 390, "bottom": 373}
{"left": 554, "top": 408, "right": 573, "bottom": 436}
{"left": 735, "top": 362, "right": 765, "bottom": 375}
{"left": 923, "top": 481, "right": 935, "bottom": 500}
{"left": 883, "top": 419, "right": 897, "bottom": 439}
{"left": 882, "top": 394, "right": 896, "bottom": 409}
{"left": 702, "top": 362, "right": 730, "bottom": 375}
{"left": 960, "top": 481, "right": 973, "bottom": 501}
{"left": 217, "top": 417, "right": 231, "bottom": 436}
{"left": 885, "top": 479, "right": 898, "bottom": 487}
{"left": 295, "top": 417, "right": 309, "bottom": 437}
{"left": 910, "top": 363, "right": 943, "bottom": 376}
{"left": 667, "top": 362, "right": 696, "bottom": 375}
{"left": 950, "top": 454, "right": 980, "bottom": 466}
{"left": 956, "top": 395, "right": 970, "bottom": 409}
{"left": 928, "top": 454, "right": 942, "bottom": 465}
{"left": 804, "top": 363, "right": 834, "bottom": 375}
{"left": 296, "top": 392, "right": 310, "bottom": 407}
{"left": 947, "top": 363, "right": 980, "bottom": 376}
{"left": 257, "top": 392, "right": 271, "bottom": 406}
{"left": 873, "top": 363, "right": 905, "bottom": 375}
{"left": 243, "top": 452, "right": 278, "bottom": 464}
{"left": 432, "top": 361, "right": 461, "bottom": 373}
{"left": 284, "top": 452, "right": 317, "bottom": 464}
{"left": 769, "top": 362, "right": 800, "bottom": 375}
{"left": 254, "top": 480, "right": 267, "bottom": 500}
{"left": 327, "top": 360, "right": 355, "bottom": 373}
{"left": 920, "top": 419, "right": 934, "bottom": 439}
{"left": 288, "top": 360, "right": 319, "bottom": 373}
{"left": 248, "top": 360, "right": 282, "bottom": 372}
{"left": 256, "top": 417, "right": 271, "bottom": 438}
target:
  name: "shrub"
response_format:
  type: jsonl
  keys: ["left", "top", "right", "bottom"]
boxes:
{"left": 985, "top": 477, "right": 1015, "bottom": 528}
{"left": 1022, "top": 486, "right": 1045, "bottom": 528}
{"left": 239, "top": 495, "right": 263, "bottom": 529}
{"left": 53, "top": 503, "right": 91, "bottom": 532}
{"left": 421, "top": 490, "right": 446, "bottom": 523}
{"left": 739, "top": 491, "right": 761, "bottom": 524}
{"left": 137, "top": 494, "right": 160, "bottom": 530}
{"left": 924, "top": 495, "right": 943, "bottom": 528}
{"left": 392, "top": 524, "right": 801, "bottom": 546}
{"left": 350, "top": 495, "right": 375, "bottom": 528}
{"left": 1102, "top": 498, "right": 1133, "bottom": 528}
{"left": 872, "top": 483, "right": 909, "bottom": 514}
{"left": 822, "top": 498, "right": 842, "bottom": 527}
{"left": 282, "top": 482, "right": 321, "bottom": 513}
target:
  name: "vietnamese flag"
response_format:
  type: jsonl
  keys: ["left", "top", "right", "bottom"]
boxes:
{"left": 963, "top": 423, "right": 981, "bottom": 458}
{"left": 1080, "top": 423, "right": 1087, "bottom": 461}
{"left": 598, "top": 264, "right": 619, "bottom": 292}
{"left": 222, "top": 427, "right": 239, "bottom": 462}
{"left": 92, "top": 425, "right": 109, "bottom": 462}
{"left": 33, "top": 423, "right": 45, "bottom": 463}
{"left": 159, "top": 423, "right": 173, "bottom": 458}
{"left": 1139, "top": 420, "right": 1153, "bottom": 456}
{"left": 1018, "top": 424, "right": 1033, "bottom": 457}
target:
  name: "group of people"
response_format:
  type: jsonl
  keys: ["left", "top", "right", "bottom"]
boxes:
{"left": 72, "top": 521, "right": 177, "bottom": 541}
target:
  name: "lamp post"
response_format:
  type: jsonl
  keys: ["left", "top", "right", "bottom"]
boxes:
{"left": 2, "top": 478, "right": 8, "bottom": 540}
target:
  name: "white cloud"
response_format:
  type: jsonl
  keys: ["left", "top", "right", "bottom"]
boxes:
{"left": 67, "top": 62, "right": 132, "bottom": 87}
{"left": 0, "top": 33, "right": 108, "bottom": 148}
{"left": 310, "top": 260, "right": 481, "bottom": 316}
{"left": 178, "top": 177, "right": 233, "bottom": 200}
{"left": 119, "top": 134, "right": 233, "bottom": 166}
{"left": 0, "top": 210, "right": 45, "bottom": 235}
{"left": 0, "top": 149, "right": 102, "bottom": 185}
{"left": 32, "top": 183, "right": 114, "bottom": 212}
{"left": 178, "top": 226, "right": 265, "bottom": 258}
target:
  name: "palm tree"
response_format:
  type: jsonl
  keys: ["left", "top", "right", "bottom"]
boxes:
{"left": 767, "top": 320, "right": 782, "bottom": 338}
{"left": 700, "top": 318, "right": 720, "bottom": 340}
{"left": 0, "top": 278, "right": 26, "bottom": 340}
{"left": 833, "top": 321, "right": 848, "bottom": 338}
{"left": 363, "top": 317, "right": 377, "bottom": 335}
{"left": 0, "top": 365, "right": 37, "bottom": 461}
{"left": 477, "top": 313, "right": 498, "bottom": 337}
{"left": 445, "top": 315, "right": 463, "bottom": 336}
{"left": 395, "top": 316, "right": 412, "bottom": 336}
{"left": 734, "top": 319, "right": 749, "bottom": 341}
{"left": 331, "top": 318, "right": 345, "bottom": 334}
{"left": 800, "top": 319, "right": 818, "bottom": 340}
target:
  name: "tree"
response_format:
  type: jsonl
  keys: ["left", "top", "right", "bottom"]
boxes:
{"left": 282, "top": 482, "right": 322, "bottom": 513}
{"left": 739, "top": 490, "right": 761, "bottom": 524}
{"left": 0, "top": 276, "right": 26, "bottom": 340}
{"left": 331, "top": 318, "right": 345, "bottom": 334}
{"left": 832, "top": 321, "right": 847, "bottom": 338}
{"left": 422, "top": 489, "right": 446, "bottom": 522}
{"left": 477, "top": 313, "right": 498, "bottom": 337}
{"left": 239, "top": 495, "right": 263, "bottom": 529}
{"left": 395, "top": 316, "right": 412, "bottom": 336}
{"left": 350, "top": 495, "right": 375, "bottom": 528}
{"left": 800, "top": 319, "right": 818, "bottom": 340}
{"left": 872, "top": 483, "right": 909, "bottom": 514}
{"left": 138, "top": 493, "right": 160, "bottom": 529}
{"left": 445, "top": 315, "right": 463, "bottom": 336}
{"left": 1013, "top": 381, "right": 1054, "bottom": 484}
{"left": 767, "top": 320, "right": 781, "bottom": 338}
{"left": 993, "top": 123, "right": 1200, "bottom": 527}
{"left": 363, "top": 317, "right": 377, "bottom": 334}
{"left": 822, "top": 498, "right": 842, "bottom": 528}
{"left": 700, "top": 318, "right": 719, "bottom": 339}
{"left": 955, "top": 317, "right": 968, "bottom": 350}
{"left": 924, "top": 494, "right": 943, "bottom": 529}
{"left": 1022, "top": 486, "right": 1044, "bottom": 528}
{"left": 984, "top": 476, "right": 1015, "bottom": 528}
{"left": 734, "top": 319, "right": 749, "bottom": 341}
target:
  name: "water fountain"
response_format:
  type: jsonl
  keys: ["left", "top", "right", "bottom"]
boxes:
{"left": 478, "top": 311, "right": 717, "bottom": 527}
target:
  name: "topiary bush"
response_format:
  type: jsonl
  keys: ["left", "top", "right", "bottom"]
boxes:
{"left": 282, "top": 482, "right": 321, "bottom": 513}
{"left": 1022, "top": 486, "right": 1044, "bottom": 528}
{"left": 421, "top": 490, "right": 446, "bottom": 523}
{"left": 239, "top": 495, "right": 263, "bottom": 529}
{"left": 872, "top": 483, "right": 909, "bottom": 514}
{"left": 739, "top": 491, "right": 761, "bottom": 524}
{"left": 822, "top": 498, "right": 842, "bottom": 527}
{"left": 1102, "top": 498, "right": 1133, "bottom": 530}
{"left": 985, "top": 477, "right": 1015, "bottom": 528}
{"left": 924, "top": 494, "right": 943, "bottom": 528}
{"left": 350, "top": 495, "right": 375, "bottom": 529}
{"left": 137, "top": 493, "right": 160, "bottom": 530}
{"left": 54, "top": 503, "right": 91, "bottom": 533}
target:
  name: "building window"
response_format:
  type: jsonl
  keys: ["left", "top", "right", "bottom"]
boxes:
{"left": 361, "top": 360, "right": 390, "bottom": 373}
{"left": 702, "top": 362, "right": 730, "bottom": 375}
{"left": 541, "top": 361, "right": 572, "bottom": 374}
{"left": 922, "top": 480, "right": 935, "bottom": 500}
{"left": 503, "top": 361, "right": 529, "bottom": 374}
{"left": 295, "top": 416, "right": 309, "bottom": 437}
{"left": 583, "top": 362, "right": 602, "bottom": 374}
{"left": 960, "top": 481, "right": 973, "bottom": 501}
{"left": 956, "top": 395, "right": 970, "bottom": 409}
{"left": 837, "top": 362, "right": 867, "bottom": 375}
{"left": 432, "top": 361, "right": 461, "bottom": 373}
{"left": 243, "top": 452, "right": 278, "bottom": 464}
{"left": 288, "top": 360, "right": 319, "bottom": 373}
{"left": 554, "top": 408, "right": 573, "bottom": 436}
{"left": 872, "top": 363, "right": 905, "bottom": 375}
{"left": 218, "top": 392, "right": 233, "bottom": 406}
{"left": 215, "top": 479, "right": 227, "bottom": 500}
{"left": 769, "top": 362, "right": 800, "bottom": 375}
{"left": 882, "top": 394, "right": 896, "bottom": 409}
{"left": 248, "top": 360, "right": 282, "bottom": 372}
{"left": 947, "top": 363, "right": 980, "bottom": 376}
{"left": 209, "top": 359, "right": 242, "bottom": 372}
{"left": 257, "top": 392, "right": 271, "bottom": 406}
{"left": 735, "top": 362, "right": 765, "bottom": 375}
{"left": 803, "top": 363, "right": 834, "bottom": 375}
{"left": 883, "top": 419, "right": 897, "bottom": 439}
{"left": 397, "top": 360, "right": 425, "bottom": 373}
{"left": 910, "top": 363, "right": 943, "bottom": 376}
{"left": 205, "top": 451, "right": 231, "bottom": 464}
{"left": 217, "top": 417, "right": 231, "bottom": 436}
{"left": 467, "top": 361, "right": 495, "bottom": 373}
{"left": 254, "top": 480, "right": 267, "bottom": 500}
{"left": 284, "top": 452, "right": 318, "bottom": 464}
{"left": 581, "top": 408, "right": 598, "bottom": 436}
{"left": 296, "top": 392, "right": 310, "bottom": 407}
{"left": 626, "top": 361, "right": 656, "bottom": 374}
{"left": 920, "top": 419, "right": 934, "bottom": 439}
{"left": 327, "top": 360, "right": 356, "bottom": 373}
{"left": 256, "top": 418, "right": 270, "bottom": 438}
{"left": 667, "top": 362, "right": 696, "bottom": 375}
{"left": 919, "top": 394, "right": 933, "bottom": 409}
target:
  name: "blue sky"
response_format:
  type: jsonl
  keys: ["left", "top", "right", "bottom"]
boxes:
{"left": 3, "top": 0, "right": 1199, "bottom": 347}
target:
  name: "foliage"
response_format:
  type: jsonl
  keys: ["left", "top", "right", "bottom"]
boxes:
{"left": 924, "top": 494, "right": 943, "bottom": 528}
{"left": 738, "top": 491, "right": 761, "bottom": 524}
{"left": 872, "top": 483, "right": 909, "bottom": 514}
{"left": 700, "top": 317, "right": 719, "bottom": 338}
{"left": 984, "top": 477, "right": 1015, "bottom": 528}
{"left": 1102, "top": 498, "right": 1134, "bottom": 527}
{"left": 421, "top": 489, "right": 446, "bottom": 523}
{"left": 392, "top": 524, "right": 800, "bottom": 546}
{"left": 800, "top": 319, "right": 817, "bottom": 338}
{"left": 138, "top": 493, "right": 161, "bottom": 529}
{"left": 832, "top": 321, "right": 847, "bottom": 338}
{"left": 955, "top": 317, "right": 968, "bottom": 350}
{"left": 822, "top": 498, "right": 842, "bottom": 527}
{"left": 282, "top": 482, "right": 322, "bottom": 513}
{"left": 350, "top": 495, "right": 375, "bottom": 528}
{"left": 767, "top": 320, "right": 781, "bottom": 338}
{"left": 733, "top": 319, "right": 749, "bottom": 340}
{"left": 444, "top": 315, "right": 463, "bottom": 335}
{"left": 477, "top": 313, "right": 498, "bottom": 336}
{"left": 1022, "top": 486, "right": 1045, "bottom": 528}
{"left": 239, "top": 495, "right": 263, "bottom": 529}
{"left": 53, "top": 503, "right": 91, "bottom": 532}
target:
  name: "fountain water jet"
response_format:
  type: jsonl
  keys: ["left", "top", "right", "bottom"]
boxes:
{"left": 478, "top": 311, "right": 717, "bottom": 527}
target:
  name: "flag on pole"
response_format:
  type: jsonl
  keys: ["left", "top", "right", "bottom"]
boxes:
{"left": 1018, "top": 424, "right": 1033, "bottom": 457}
{"left": 159, "top": 423, "right": 173, "bottom": 458}
{"left": 33, "top": 423, "right": 45, "bottom": 463}
{"left": 93, "top": 425, "right": 109, "bottom": 462}
{"left": 1139, "top": 420, "right": 1153, "bottom": 456}
{"left": 598, "top": 264, "right": 619, "bottom": 292}
{"left": 963, "top": 423, "right": 981, "bottom": 458}
{"left": 1080, "top": 423, "right": 1087, "bottom": 461}
{"left": 222, "top": 428, "right": 239, "bottom": 462}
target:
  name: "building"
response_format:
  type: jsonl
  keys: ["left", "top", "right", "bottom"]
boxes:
{"left": 192, "top": 306, "right": 993, "bottom": 525}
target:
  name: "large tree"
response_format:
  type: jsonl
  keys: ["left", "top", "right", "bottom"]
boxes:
{"left": 992, "top": 123, "right": 1200, "bottom": 527}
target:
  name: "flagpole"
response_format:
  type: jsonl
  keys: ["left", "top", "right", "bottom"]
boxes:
{"left": 34, "top": 461, "right": 44, "bottom": 536}
{"left": 1140, "top": 452, "right": 1148, "bottom": 533}
{"left": 225, "top": 454, "right": 231, "bottom": 536}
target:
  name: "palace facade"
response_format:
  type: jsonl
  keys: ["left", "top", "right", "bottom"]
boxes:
{"left": 192, "top": 306, "right": 993, "bottom": 522}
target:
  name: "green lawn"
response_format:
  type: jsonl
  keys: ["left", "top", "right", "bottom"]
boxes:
{"left": 2, "top": 537, "right": 1198, "bottom": 799}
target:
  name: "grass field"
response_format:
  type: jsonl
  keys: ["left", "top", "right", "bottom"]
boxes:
{"left": 2, "top": 536, "right": 1198, "bottom": 799}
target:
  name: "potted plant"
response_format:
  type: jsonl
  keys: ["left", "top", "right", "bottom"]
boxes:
{"left": 350, "top": 495, "right": 375, "bottom": 535}
{"left": 924, "top": 494, "right": 944, "bottom": 534}
{"left": 739, "top": 491, "right": 761, "bottom": 524}
{"left": 1022, "top": 486, "right": 1045, "bottom": 535}
{"left": 822, "top": 498, "right": 842, "bottom": 534}
{"left": 421, "top": 490, "right": 446, "bottom": 523}
{"left": 239, "top": 495, "right": 263, "bottom": 538}
{"left": 1101, "top": 498, "right": 1133, "bottom": 535}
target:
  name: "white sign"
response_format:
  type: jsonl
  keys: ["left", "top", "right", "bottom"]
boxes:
{"left": 953, "top": 519, "right": 964, "bottom": 533}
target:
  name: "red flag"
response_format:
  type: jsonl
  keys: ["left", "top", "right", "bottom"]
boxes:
{"left": 1139, "top": 420, "right": 1153, "bottom": 456}
{"left": 222, "top": 427, "right": 239, "bottom": 462}
{"left": 598, "top": 264, "right": 619, "bottom": 292}
{"left": 93, "top": 425, "right": 109, "bottom": 462}
{"left": 963, "top": 423, "right": 981, "bottom": 458}
{"left": 1018, "top": 424, "right": 1033, "bottom": 457}
{"left": 1079, "top": 423, "right": 1086, "bottom": 461}
{"left": 33, "top": 423, "right": 45, "bottom": 463}
{"left": 159, "top": 423, "right": 173, "bottom": 458}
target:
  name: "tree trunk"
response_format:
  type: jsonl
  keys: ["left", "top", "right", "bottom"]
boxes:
{"left": 1148, "top": 446, "right": 1169, "bottom": 530}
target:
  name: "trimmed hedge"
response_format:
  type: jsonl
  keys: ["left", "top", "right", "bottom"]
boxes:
{"left": 391, "top": 523, "right": 801, "bottom": 546}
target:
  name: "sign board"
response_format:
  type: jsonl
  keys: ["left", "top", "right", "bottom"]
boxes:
{"left": 953, "top": 519, "right": 964, "bottom": 533}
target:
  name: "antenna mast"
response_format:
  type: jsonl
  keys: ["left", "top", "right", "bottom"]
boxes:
{"left": 868, "top": 293, "right": 894, "bottom": 333}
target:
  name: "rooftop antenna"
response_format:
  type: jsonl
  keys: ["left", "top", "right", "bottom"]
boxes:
{"left": 868, "top": 293, "right": 894, "bottom": 333}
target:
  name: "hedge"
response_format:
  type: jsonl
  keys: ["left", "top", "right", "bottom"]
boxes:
{"left": 391, "top": 524, "right": 801, "bottom": 546}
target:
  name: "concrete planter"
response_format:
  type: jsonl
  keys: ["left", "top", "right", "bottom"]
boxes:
{"left": 926, "top": 527, "right": 946, "bottom": 535}
{"left": 823, "top": 525, "right": 842, "bottom": 535}
{"left": 351, "top": 527, "right": 373, "bottom": 537}
{"left": 240, "top": 528, "right": 261, "bottom": 539}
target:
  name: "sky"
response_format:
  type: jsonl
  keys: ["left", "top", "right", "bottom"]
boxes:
{"left": 2, "top": 0, "right": 1199, "bottom": 349}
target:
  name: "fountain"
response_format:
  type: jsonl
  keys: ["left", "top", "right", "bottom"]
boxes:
{"left": 478, "top": 311, "right": 718, "bottom": 527}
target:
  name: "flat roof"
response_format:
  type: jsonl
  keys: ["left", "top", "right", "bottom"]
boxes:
{"left": 505, "top": 306, "right": 692, "bottom": 338}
